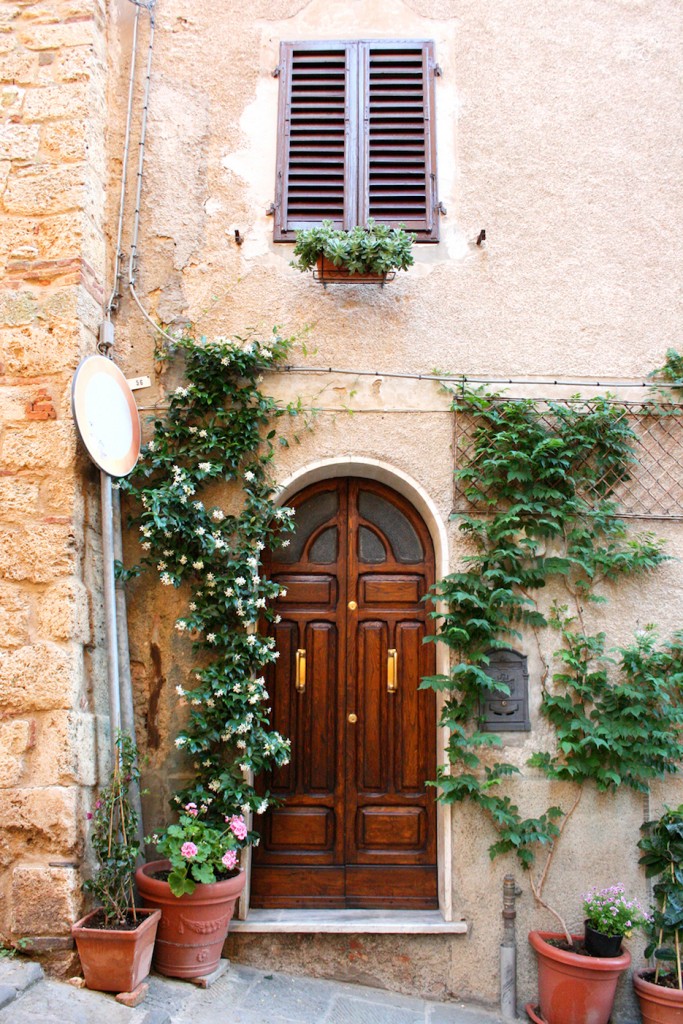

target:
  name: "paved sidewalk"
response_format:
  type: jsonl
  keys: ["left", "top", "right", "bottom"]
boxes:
{"left": 0, "top": 959, "right": 508, "bottom": 1024}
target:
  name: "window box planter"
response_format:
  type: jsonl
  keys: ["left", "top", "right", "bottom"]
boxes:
{"left": 313, "top": 255, "right": 394, "bottom": 287}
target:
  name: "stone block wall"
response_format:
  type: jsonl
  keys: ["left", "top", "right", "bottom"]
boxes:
{"left": 0, "top": 0, "right": 107, "bottom": 964}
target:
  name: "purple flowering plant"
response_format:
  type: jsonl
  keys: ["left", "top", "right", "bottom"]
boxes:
{"left": 582, "top": 883, "right": 649, "bottom": 939}
{"left": 149, "top": 803, "right": 250, "bottom": 897}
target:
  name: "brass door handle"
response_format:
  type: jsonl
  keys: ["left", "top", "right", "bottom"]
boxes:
{"left": 387, "top": 648, "right": 398, "bottom": 693}
{"left": 348, "top": 713, "right": 357, "bottom": 723}
{"left": 295, "top": 649, "right": 306, "bottom": 693}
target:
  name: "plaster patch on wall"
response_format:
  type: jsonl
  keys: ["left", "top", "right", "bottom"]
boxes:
{"left": 146, "top": 77, "right": 210, "bottom": 271}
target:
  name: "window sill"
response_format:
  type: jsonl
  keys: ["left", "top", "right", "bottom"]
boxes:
{"left": 231, "top": 910, "right": 468, "bottom": 935}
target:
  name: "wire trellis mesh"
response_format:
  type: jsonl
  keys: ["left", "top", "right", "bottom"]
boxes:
{"left": 452, "top": 400, "right": 683, "bottom": 519}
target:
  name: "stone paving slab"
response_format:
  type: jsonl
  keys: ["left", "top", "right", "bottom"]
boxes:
{"left": 0, "top": 960, "right": 508, "bottom": 1024}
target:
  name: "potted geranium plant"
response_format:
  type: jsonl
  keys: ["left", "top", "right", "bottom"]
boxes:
{"left": 634, "top": 803, "right": 683, "bottom": 1023}
{"left": 135, "top": 803, "right": 250, "bottom": 979}
{"left": 72, "top": 733, "right": 160, "bottom": 993}
{"left": 290, "top": 219, "right": 415, "bottom": 284}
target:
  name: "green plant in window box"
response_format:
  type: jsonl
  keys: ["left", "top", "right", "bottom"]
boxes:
{"left": 290, "top": 220, "right": 415, "bottom": 278}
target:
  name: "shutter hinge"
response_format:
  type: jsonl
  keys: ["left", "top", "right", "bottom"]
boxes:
{"left": 272, "top": 64, "right": 282, "bottom": 78}
{"left": 436, "top": 200, "right": 447, "bottom": 216}
{"left": 432, "top": 62, "right": 443, "bottom": 77}
{"left": 265, "top": 202, "right": 277, "bottom": 216}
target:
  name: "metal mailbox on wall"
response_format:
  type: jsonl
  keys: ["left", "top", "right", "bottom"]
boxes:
{"left": 480, "top": 648, "right": 530, "bottom": 731}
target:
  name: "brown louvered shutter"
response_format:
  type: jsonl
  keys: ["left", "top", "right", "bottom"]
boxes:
{"left": 360, "top": 41, "right": 437, "bottom": 240}
{"left": 274, "top": 42, "right": 355, "bottom": 241}
{"left": 274, "top": 41, "right": 438, "bottom": 242}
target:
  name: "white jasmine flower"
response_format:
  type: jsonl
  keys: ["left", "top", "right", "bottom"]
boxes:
{"left": 236, "top": 739, "right": 246, "bottom": 749}
{"left": 246, "top": 636, "right": 257, "bottom": 647}
{"left": 174, "top": 386, "right": 188, "bottom": 397}
{"left": 274, "top": 615, "right": 281, "bottom": 624}
{"left": 147, "top": 440, "right": 156, "bottom": 452}
{"left": 279, "top": 588, "right": 287, "bottom": 598}
{"left": 175, "top": 620, "right": 187, "bottom": 632}
{"left": 196, "top": 527, "right": 206, "bottom": 537}
{"left": 206, "top": 572, "right": 215, "bottom": 582}
{"left": 175, "top": 685, "right": 185, "bottom": 696}
{"left": 208, "top": 779, "right": 220, "bottom": 792}
{"left": 180, "top": 555, "right": 188, "bottom": 565}
{"left": 160, "top": 573, "right": 173, "bottom": 586}
{"left": 192, "top": 560, "right": 204, "bottom": 570}
{"left": 206, "top": 633, "right": 217, "bottom": 643}
{"left": 256, "top": 542, "right": 265, "bottom": 552}
{"left": 157, "top": 561, "right": 167, "bottom": 571}
{"left": 199, "top": 430, "right": 208, "bottom": 438}
{"left": 244, "top": 471, "right": 255, "bottom": 482}
{"left": 255, "top": 598, "right": 266, "bottom": 609}
{"left": 199, "top": 462, "right": 211, "bottom": 472}
{"left": 189, "top": 602, "right": 197, "bottom": 611}
{"left": 193, "top": 501, "right": 203, "bottom": 510}
{"left": 212, "top": 509, "right": 225, "bottom": 522}
{"left": 141, "top": 542, "right": 151, "bottom": 551}
{"left": 257, "top": 800, "right": 269, "bottom": 814}
{"left": 175, "top": 737, "right": 186, "bottom": 747}
{"left": 163, "top": 549, "right": 173, "bottom": 556}
{"left": 235, "top": 576, "right": 246, "bottom": 586}
{"left": 225, "top": 587, "right": 234, "bottom": 597}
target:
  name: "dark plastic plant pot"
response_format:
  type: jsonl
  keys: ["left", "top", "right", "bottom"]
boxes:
{"left": 527, "top": 929, "right": 631, "bottom": 1024}
{"left": 135, "top": 859, "right": 245, "bottom": 980}
{"left": 584, "top": 921, "right": 623, "bottom": 958}
{"left": 71, "top": 907, "right": 160, "bottom": 993}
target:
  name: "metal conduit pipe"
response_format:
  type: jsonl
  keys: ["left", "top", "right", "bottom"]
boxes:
{"left": 501, "top": 874, "right": 521, "bottom": 1019}
{"left": 112, "top": 485, "right": 144, "bottom": 844}
{"left": 100, "top": 471, "right": 121, "bottom": 760}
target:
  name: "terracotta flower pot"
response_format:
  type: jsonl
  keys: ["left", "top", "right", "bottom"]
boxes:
{"left": 634, "top": 966, "right": 683, "bottom": 1024}
{"left": 71, "top": 907, "right": 160, "bottom": 993}
{"left": 135, "top": 859, "right": 245, "bottom": 980}
{"left": 526, "top": 929, "right": 631, "bottom": 1024}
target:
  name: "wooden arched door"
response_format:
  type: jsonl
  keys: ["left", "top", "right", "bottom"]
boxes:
{"left": 251, "top": 477, "right": 437, "bottom": 908}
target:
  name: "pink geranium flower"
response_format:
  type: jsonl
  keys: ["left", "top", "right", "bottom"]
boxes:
{"left": 227, "top": 814, "right": 247, "bottom": 840}
{"left": 222, "top": 849, "right": 238, "bottom": 871}
{"left": 181, "top": 841, "right": 198, "bottom": 859}
{"left": 184, "top": 802, "right": 198, "bottom": 817}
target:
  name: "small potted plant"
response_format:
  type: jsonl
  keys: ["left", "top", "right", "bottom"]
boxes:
{"left": 634, "top": 803, "right": 683, "bottom": 1023}
{"left": 135, "top": 802, "right": 249, "bottom": 980}
{"left": 290, "top": 219, "right": 415, "bottom": 285}
{"left": 72, "top": 733, "right": 160, "bottom": 993}
{"left": 582, "top": 883, "right": 648, "bottom": 957}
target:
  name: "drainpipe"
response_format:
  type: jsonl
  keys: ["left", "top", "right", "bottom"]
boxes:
{"left": 100, "top": 469, "right": 121, "bottom": 759}
{"left": 501, "top": 873, "right": 520, "bottom": 1019}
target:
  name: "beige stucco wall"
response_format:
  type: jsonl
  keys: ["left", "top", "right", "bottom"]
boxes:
{"left": 0, "top": 0, "right": 109, "bottom": 970}
{"left": 1, "top": 0, "right": 670, "bottom": 1011}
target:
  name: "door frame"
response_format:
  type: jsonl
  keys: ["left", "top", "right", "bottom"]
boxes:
{"left": 238, "top": 457, "right": 454, "bottom": 922}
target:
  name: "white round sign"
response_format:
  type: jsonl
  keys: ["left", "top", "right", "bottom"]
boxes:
{"left": 72, "top": 355, "right": 141, "bottom": 477}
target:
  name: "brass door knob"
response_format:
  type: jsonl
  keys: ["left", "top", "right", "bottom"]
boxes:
{"left": 348, "top": 600, "right": 357, "bottom": 610}
{"left": 348, "top": 713, "right": 358, "bottom": 723}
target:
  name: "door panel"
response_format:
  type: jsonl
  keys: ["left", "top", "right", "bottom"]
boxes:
{"left": 251, "top": 478, "right": 437, "bottom": 909}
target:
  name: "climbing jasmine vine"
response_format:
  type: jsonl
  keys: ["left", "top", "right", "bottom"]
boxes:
{"left": 119, "top": 328, "right": 304, "bottom": 860}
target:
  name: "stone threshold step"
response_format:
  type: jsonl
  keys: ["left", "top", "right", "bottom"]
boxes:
{"left": 232, "top": 909, "right": 468, "bottom": 934}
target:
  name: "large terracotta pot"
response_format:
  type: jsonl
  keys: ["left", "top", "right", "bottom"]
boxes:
{"left": 526, "top": 929, "right": 631, "bottom": 1024}
{"left": 71, "top": 907, "right": 160, "bottom": 993}
{"left": 135, "top": 859, "right": 245, "bottom": 979}
{"left": 634, "top": 967, "right": 683, "bottom": 1024}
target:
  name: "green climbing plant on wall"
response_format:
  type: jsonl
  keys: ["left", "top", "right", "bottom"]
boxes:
{"left": 423, "top": 385, "right": 683, "bottom": 939}
{"left": 119, "top": 329, "right": 307, "bottom": 845}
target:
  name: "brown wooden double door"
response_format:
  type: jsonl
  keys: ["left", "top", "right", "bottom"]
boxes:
{"left": 251, "top": 478, "right": 437, "bottom": 908}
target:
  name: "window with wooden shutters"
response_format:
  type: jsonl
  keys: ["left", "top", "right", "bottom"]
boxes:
{"left": 273, "top": 40, "right": 439, "bottom": 242}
